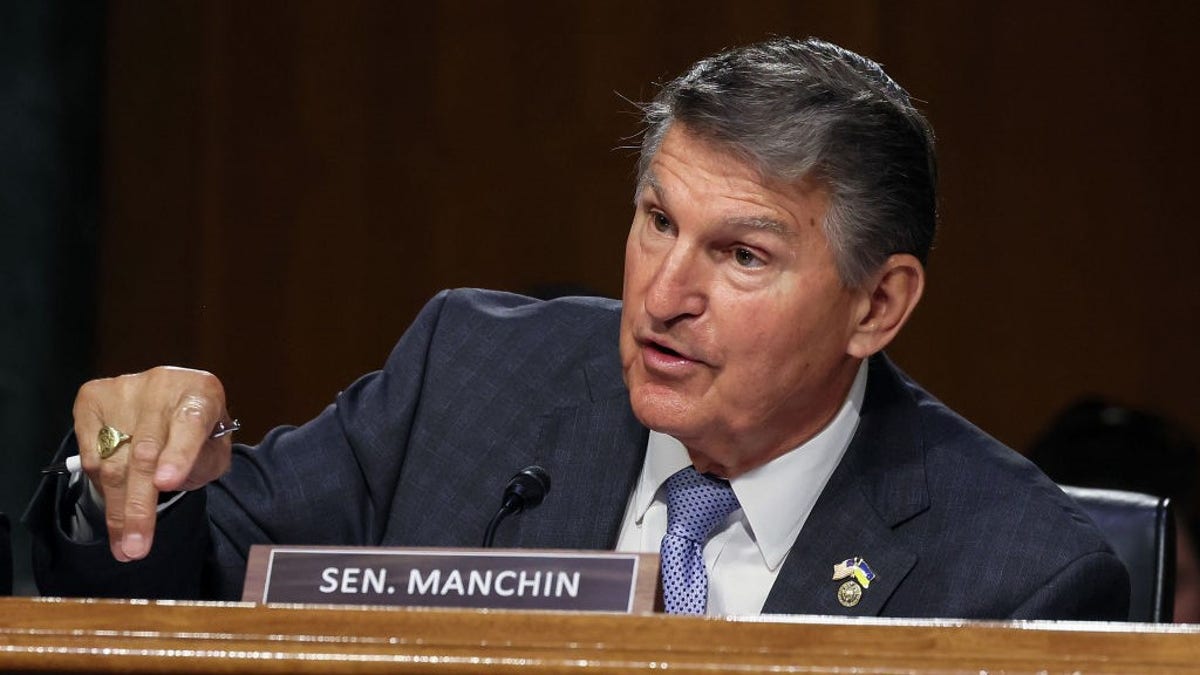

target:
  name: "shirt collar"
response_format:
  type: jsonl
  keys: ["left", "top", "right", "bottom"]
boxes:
{"left": 630, "top": 359, "right": 868, "bottom": 570}
{"left": 629, "top": 431, "right": 692, "bottom": 523}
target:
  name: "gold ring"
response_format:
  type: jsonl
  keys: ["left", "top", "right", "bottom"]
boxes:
{"left": 97, "top": 425, "right": 132, "bottom": 459}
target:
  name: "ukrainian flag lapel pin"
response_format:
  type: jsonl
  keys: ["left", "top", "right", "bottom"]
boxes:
{"left": 831, "top": 557, "right": 877, "bottom": 608}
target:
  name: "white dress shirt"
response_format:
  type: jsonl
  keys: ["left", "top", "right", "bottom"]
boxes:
{"left": 615, "top": 360, "right": 867, "bottom": 615}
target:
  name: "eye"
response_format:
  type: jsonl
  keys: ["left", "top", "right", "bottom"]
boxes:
{"left": 650, "top": 210, "right": 672, "bottom": 234}
{"left": 733, "top": 247, "right": 764, "bottom": 268}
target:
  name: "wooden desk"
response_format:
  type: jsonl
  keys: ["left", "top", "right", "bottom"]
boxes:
{"left": 2, "top": 596, "right": 1199, "bottom": 673}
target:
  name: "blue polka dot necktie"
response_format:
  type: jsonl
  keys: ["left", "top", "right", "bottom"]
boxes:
{"left": 660, "top": 466, "right": 742, "bottom": 615}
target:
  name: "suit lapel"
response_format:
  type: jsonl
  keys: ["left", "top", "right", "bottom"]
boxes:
{"left": 762, "top": 463, "right": 919, "bottom": 615}
{"left": 505, "top": 387, "right": 648, "bottom": 551}
{"left": 764, "top": 355, "right": 929, "bottom": 616}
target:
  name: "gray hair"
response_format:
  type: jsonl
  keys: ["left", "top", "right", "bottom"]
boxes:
{"left": 638, "top": 37, "right": 937, "bottom": 287}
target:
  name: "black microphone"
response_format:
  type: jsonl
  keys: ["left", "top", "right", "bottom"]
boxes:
{"left": 481, "top": 465, "right": 551, "bottom": 548}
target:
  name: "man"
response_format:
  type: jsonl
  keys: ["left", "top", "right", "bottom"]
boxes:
{"left": 28, "top": 37, "right": 1129, "bottom": 619}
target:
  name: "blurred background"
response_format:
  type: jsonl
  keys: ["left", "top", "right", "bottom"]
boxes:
{"left": 3, "top": 0, "right": 1197, "bottom": 596}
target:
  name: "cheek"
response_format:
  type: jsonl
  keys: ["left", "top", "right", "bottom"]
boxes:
{"left": 622, "top": 238, "right": 652, "bottom": 297}
{"left": 619, "top": 236, "right": 641, "bottom": 369}
{"left": 621, "top": 229, "right": 637, "bottom": 282}
{"left": 748, "top": 328, "right": 811, "bottom": 381}
{"left": 718, "top": 296, "right": 825, "bottom": 376}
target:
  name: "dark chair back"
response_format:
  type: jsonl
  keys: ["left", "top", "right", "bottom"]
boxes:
{"left": 1061, "top": 485, "right": 1174, "bottom": 622}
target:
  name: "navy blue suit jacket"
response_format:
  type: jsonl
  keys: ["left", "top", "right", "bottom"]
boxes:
{"left": 29, "top": 289, "right": 1129, "bottom": 619}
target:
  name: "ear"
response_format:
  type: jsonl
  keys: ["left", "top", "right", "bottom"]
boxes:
{"left": 846, "top": 254, "right": 925, "bottom": 359}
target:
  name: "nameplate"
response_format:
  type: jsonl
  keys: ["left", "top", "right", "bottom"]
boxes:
{"left": 242, "top": 546, "right": 659, "bottom": 613}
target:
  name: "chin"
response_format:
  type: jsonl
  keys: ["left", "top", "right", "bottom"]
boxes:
{"left": 628, "top": 383, "right": 701, "bottom": 438}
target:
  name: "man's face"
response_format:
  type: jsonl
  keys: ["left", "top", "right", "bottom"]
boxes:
{"left": 620, "top": 125, "right": 867, "bottom": 477}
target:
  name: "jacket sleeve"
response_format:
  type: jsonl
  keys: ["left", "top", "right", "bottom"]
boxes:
{"left": 25, "top": 431, "right": 214, "bottom": 599}
{"left": 26, "top": 290, "right": 455, "bottom": 600}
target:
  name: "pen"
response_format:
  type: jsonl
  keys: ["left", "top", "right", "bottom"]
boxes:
{"left": 40, "top": 419, "right": 241, "bottom": 476}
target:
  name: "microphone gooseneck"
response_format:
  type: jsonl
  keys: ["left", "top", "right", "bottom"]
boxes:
{"left": 481, "top": 465, "right": 551, "bottom": 548}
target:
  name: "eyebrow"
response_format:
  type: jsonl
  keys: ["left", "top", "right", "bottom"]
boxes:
{"left": 634, "top": 171, "right": 662, "bottom": 204}
{"left": 726, "top": 215, "right": 794, "bottom": 239}
{"left": 637, "top": 170, "right": 797, "bottom": 241}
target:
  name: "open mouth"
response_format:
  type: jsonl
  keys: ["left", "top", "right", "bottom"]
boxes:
{"left": 645, "top": 339, "right": 701, "bottom": 365}
{"left": 650, "top": 342, "right": 684, "bottom": 358}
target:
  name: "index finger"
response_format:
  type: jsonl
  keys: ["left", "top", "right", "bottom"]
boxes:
{"left": 116, "top": 424, "right": 169, "bottom": 560}
{"left": 115, "top": 389, "right": 227, "bottom": 561}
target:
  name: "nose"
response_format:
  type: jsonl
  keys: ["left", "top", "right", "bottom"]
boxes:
{"left": 644, "top": 243, "right": 706, "bottom": 325}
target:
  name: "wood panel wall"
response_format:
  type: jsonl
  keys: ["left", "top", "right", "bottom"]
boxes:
{"left": 96, "top": 0, "right": 1200, "bottom": 459}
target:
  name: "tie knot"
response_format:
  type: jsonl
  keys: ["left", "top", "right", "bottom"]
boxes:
{"left": 664, "top": 466, "right": 741, "bottom": 543}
